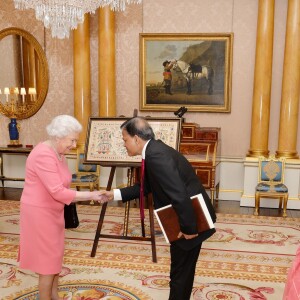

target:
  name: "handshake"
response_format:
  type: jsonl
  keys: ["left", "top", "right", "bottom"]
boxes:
{"left": 89, "top": 190, "right": 114, "bottom": 204}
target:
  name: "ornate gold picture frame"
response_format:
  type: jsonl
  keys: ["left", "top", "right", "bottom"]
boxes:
{"left": 85, "top": 117, "right": 182, "bottom": 166}
{"left": 140, "top": 33, "right": 233, "bottom": 113}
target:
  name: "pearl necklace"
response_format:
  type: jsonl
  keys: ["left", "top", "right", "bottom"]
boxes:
{"left": 50, "top": 141, "right": 63, "bottom": 161}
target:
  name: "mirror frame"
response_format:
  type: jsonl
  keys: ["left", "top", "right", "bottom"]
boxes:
{"left": 0, "top": 27, "right": 49, "bottom": 119}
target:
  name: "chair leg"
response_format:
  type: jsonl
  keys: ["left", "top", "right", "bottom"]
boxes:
{"left": 254, "top": 193, "right": 259, "bottom": 216}
{"left": 282, "top": 195, "right": 288, "bottom": 218}
{"left": 89, "top": 184, "right": 95, "bottom": 205}
{"left": 214, "top": 183, "right": 220, "bottom": 208}
{"left": 279, "top": 197, "right": 283, "bottom": 210}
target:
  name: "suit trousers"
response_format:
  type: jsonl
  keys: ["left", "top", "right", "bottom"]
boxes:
{"left": 168, "top": 242, "right": 202, "bottom": 300}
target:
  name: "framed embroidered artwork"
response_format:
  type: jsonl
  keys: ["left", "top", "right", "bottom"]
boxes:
{"left": 85, "top": 117, "right": 182, "bottom": 166}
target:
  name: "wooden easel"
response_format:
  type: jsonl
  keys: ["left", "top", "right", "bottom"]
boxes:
{"left": 90, "top": 165, "right": 157, "bottom": 262}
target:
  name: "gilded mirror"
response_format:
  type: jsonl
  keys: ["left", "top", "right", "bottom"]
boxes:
{"left": 0, "top": 27, "right": 49, "bottom": 119}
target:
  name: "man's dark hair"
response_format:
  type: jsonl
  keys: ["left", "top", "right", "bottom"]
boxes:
{"left": 163, "top": 60, "right": 170, "bottom": 67}
{"left": 121, "top": 117, "right": 155, "bottom": 141}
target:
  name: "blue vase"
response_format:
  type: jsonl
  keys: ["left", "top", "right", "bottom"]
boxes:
{"left": 8, "top": 118, "right": 19, "bottom": 144}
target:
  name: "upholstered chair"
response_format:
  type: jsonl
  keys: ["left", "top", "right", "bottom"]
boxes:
{"left": 254, "top": 155, "right": 288, "bottom": 217}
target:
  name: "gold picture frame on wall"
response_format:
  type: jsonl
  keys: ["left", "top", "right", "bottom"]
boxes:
{"left": 85, "top": 117, "right": 182, "bottom": 167}
{"left": 140, "top": 33, "right": 233, "bottom": 113}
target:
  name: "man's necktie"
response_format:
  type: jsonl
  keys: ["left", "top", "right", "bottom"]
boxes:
{"left": 139, "top": 159, "right": 145, "bottom": 220}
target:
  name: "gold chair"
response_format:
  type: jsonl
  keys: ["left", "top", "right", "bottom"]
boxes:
{"left": 70, "top": 144, "right": 100, "bottom": 199}
{"left": 254, "top": 155, "right": 288, "bottom": 217}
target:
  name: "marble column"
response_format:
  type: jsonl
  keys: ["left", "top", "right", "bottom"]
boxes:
{"left": 276, "top": 0, "right": 300, "bottom": 158}
{"left": 73, "top": 15, "right": 91, "bottom": 143}
{"left": 98, "top": 6, "right": 116, "bottom": 117}
{"left": 247, "top": 0, "right": 275, "bottom": 157}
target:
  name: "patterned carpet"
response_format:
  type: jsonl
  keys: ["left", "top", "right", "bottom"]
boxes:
{"left": 0, "top": 200, "right": 299, "bottom": 300}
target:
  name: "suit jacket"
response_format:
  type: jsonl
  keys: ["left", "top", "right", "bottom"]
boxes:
{"left": 120, "top": 139, "right": 216, "bottom": 250}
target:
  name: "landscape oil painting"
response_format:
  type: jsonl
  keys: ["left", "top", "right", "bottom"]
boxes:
{"left": 139, "top": 33, "right": 233, "bottom": 113}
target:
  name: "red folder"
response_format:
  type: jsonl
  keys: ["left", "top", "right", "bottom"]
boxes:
{"left": 154, "top": 193, "right": 215, "bottom": 244}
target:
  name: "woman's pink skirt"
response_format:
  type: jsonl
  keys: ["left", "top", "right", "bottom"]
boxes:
{"left": 283, "top": 245, "right": 300, "bottom": 299}
{"left": 18, "top": 202, "right": 65, "bottom": 275}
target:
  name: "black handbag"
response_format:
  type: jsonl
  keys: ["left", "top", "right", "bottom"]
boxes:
{"left": 64, "top": 203, "right": 79, "bottom": 229}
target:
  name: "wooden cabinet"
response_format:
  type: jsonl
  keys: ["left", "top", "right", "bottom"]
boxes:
{"left": 179, "top": 123, "right": 221, "bottom": 203}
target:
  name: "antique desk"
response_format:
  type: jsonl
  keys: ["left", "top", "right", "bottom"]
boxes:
{"left": 0, "top": 146, "right": 32, "bottom": 186}
{"left": 179, "top": 123, "right": 221, "bottom": 204}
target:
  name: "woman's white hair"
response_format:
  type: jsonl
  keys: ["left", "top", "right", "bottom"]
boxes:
{"left": 46, "top": 115, "right": 82, "bottom": 138}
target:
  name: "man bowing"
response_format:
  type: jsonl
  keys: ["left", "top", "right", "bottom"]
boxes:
{"left": 100, "top": 116, "right": 216, "bottom": 300}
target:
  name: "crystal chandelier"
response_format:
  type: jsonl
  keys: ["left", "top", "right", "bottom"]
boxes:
{"left": 13, "top": 0, "right": 142, "bottom": 39}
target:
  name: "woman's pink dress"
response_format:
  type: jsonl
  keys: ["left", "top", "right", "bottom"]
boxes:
{"left": 18, "top": 143, "right": 76, "bottom": 275}
{"left": 283, "top": 245, "right": 300, "bottom": 299}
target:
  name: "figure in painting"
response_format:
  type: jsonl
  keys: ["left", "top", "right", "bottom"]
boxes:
{"left": 162, "top": 60, "right": 174, "bottom": 95}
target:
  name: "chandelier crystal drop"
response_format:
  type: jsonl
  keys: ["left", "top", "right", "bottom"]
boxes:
{"left": 13, "top": 0, "right": 142, "bottom": 39}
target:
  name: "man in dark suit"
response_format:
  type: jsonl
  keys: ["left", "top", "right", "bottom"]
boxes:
{"left": 100, "top": 117, "right": 216, "bottom": 300}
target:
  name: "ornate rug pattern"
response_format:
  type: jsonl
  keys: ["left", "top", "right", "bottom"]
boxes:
{"left": 0, "top": 200, "right": 299, "bottom": 299}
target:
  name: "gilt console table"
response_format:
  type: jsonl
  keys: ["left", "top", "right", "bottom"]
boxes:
{"left": 0, "top": 146, "right": 32, "bottom": 187}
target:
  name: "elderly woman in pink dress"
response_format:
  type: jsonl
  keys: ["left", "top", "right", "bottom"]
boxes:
{"left": 283, "top": 245, "right": 300, "bottom": 299}
{"left": 18, "top": 115, "right": 104, "bottom": 300}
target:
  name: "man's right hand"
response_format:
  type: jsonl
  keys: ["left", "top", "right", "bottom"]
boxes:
{"left": 98, "top": 190, "right": 114, "bottom": 203}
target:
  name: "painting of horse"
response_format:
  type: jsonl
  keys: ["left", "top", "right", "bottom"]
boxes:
{"left": 172, "top": 60, "right": 214, "bottom": 95}
{"left": 139, "top": 33, "right": 233, "bottom": 112}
